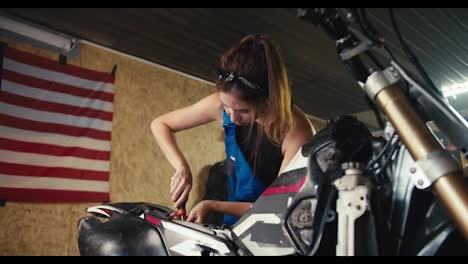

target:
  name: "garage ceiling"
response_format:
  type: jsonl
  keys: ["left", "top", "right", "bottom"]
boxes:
{"left": 2, "top": 8, "right": 468, "bottom": 130}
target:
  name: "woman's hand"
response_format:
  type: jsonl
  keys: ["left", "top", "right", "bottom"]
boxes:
{"left": 186, "top": 200, "right": 212, "bottom": 224}
{"left": 170, "top": 165, "right": 192, "bottom": 209}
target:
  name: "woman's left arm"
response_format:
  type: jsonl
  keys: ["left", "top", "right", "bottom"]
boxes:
{"left": 186, "top": 200, "right": 252, "bottom": 223}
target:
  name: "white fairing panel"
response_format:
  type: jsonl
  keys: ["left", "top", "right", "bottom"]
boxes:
{"left": 281, "top": 147, "right": 308, "bottom": 174}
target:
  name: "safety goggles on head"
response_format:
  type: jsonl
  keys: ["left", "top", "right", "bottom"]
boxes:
{"left": 210, "top": 65, "right": 265, "bottom": 94}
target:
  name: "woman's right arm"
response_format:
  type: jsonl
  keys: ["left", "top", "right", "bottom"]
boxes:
{"left": 150, "top": 92, "right": 222, "bottom": 208}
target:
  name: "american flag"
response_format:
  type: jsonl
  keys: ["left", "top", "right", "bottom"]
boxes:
{"left": 0, "top": 44, "right": 114, "bottom": 202}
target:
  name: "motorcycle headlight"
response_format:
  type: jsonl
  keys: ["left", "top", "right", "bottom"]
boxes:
{"left": 286, "top": 198, "right": 317, "bottom": 253}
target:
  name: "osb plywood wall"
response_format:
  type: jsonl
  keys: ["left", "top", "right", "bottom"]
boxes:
{"left": 0, "top": 36, "right": 226, "bottom": 255}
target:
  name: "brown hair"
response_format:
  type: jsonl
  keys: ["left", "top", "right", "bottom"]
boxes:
{"left": 216, "top": 34, "right": 294, "bottom": 146}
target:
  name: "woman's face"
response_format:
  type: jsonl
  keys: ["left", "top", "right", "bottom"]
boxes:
{"left": 219, "top": 91, "right": 255, "bottom": 126}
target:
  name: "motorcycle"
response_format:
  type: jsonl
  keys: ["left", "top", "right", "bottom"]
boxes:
{"left": 77, "top": 8, "right": 468, "bottom": 256}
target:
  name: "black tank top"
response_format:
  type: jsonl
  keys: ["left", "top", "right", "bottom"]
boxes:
{"left": 235, "top": 123, "right": 283, "bottom": 187}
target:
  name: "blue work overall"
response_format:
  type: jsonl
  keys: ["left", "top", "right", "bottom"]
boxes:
{"left": 222, "top": 110, "right": 266, "bottom": 225}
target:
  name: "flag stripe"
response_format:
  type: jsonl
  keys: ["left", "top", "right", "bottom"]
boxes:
{"left": 3, "top": 58, "right": 114, "bottom": 93}
{"left": 0, "top": 125, "right": 110, "bottom": 151}
{"left": 0, "top": 137, "right": 110, "bottom": 160}
{"left": 3, "top": 69, "right": 114, "bottom": 103}
{"left": 0, "top": 42, "right": 4, "bottom": 86}
{"left": 0, "top": 113, "right": 111, "bottom": 141}
{"left": 0, "top": 174, "right": 109, "bottom": 192}
{"left": 0, "top": 161, "right": 109, "bottom": 181}
{"left": 4, "top": 58, "right": 114, "bottom": 93}
{"left": 4, "top": 47, "right": 115, "bottom": 83}
{"left": 0, "top": 149, "right": 109, "bottom": 172}
{"left": 0, "top": 90, "right": 113, "bottom": 121}
{"left": 0, "top": 102, "right": 112, "bottom": 131}
{"left": 0, "top": 187, "right": 110, "bottom": 202}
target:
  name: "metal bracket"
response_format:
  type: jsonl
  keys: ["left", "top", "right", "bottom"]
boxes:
{"left": 334, "top": 163, "right": 370, "bottom": 256}
{"left": 364, "top": 66, "right": 402, "bottom": 100}
{"left": 413, "top": 150, "right": 462, "bottom": 190}
{"left": 339, "top": 39, "right": 373, "bottom": 61}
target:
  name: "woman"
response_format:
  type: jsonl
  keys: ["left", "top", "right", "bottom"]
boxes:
{"left": 151, "top": 34, "right": 314, "bottom": 225}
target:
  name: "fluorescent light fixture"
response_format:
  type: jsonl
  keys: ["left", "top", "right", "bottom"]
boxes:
{"left": 441, "top": 82, "right": 468, "bottom": 98}
{"left": 0, "top": 15, "right": 78, "bottom": 53}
